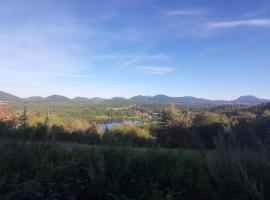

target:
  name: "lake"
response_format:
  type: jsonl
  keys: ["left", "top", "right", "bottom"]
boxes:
{"left": 100, "top": 120, "right": 140, "bottom": 132}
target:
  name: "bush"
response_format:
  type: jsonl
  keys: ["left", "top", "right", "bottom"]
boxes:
{"left": 1, "top": 142, "right": 270, "bottom": 199}
{"left": 102, "top": 126, "right": 155, "bottom": 147}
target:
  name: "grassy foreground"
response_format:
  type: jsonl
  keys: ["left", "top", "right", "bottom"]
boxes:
{"left": 0, "top": 141, "right": 270, "bottom": 200}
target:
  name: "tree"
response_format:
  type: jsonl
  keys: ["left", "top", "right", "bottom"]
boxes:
{"left": 160, "top": 104, "right": 192, "bottom": 128}
{"left": 160, "top": 104, "right": 181, "bottom": 126}
{"left": 20, "top": 105, "right": 28, "bottom": 129}
{"left": 193, "top": 112, "right": 230, "bottom": 127}
{"left": 262, "top": 109, "right": 270, "bottom": 117}
{"left": 155, "top": 105, "right": 193, "bottom": 148}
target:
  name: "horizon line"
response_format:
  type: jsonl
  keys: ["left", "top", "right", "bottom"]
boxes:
{"left": 0, "top": 90, "right": 269, "bottom": 102}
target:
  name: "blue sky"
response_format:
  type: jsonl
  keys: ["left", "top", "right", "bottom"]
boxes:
{"left": 0, "top": 0, "right": 270, "bottom": 99}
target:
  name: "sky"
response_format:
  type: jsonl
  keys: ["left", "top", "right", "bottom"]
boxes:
{"left": 0, "top": 0, "right": 270, "bottom": 100}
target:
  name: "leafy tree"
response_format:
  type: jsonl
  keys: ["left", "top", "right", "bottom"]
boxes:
{"left": 193, "top": 112, "right": 230, "bottom": 127}
{"left": 155, "top": 105, "right": 193, "bottom": 147}
{"left": 102, "top": 126, "right": 154, "bottom": 146}
{"left": 160, "top": 104, "right": 181, "bottom": 126}
{"left": 160, "top": 104, "right": 192, "bottom": 128}
{"left": 262, "top": 109, "right": 270, "bottom": 117}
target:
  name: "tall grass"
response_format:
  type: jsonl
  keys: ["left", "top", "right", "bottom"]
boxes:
{"left": 0, "top": 141, "right": 270, "bottom": 199}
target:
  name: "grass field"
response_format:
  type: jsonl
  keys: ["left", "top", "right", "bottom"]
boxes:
{"left": 0, "top": 140, "right": 269, "bottom": 200}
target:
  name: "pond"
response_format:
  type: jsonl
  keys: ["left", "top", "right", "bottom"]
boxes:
{"left": 100, "top": 120, "right": 140, "bottom": 132}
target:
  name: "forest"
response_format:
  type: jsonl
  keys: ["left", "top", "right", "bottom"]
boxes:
{"left": 0, "top": 101, "right": 270, "bottom": 199}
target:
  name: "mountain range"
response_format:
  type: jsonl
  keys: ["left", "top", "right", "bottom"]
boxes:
{"left": 0, "top": 91, "right": 269, "bottom": 105}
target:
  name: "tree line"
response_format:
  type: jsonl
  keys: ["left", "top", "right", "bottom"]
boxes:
{"left": 0, "top": 103, "right": 270, "bottom": 149}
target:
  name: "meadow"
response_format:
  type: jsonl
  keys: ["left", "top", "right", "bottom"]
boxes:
{"left": 1, "top": 102, "right": 270, "bottom": 199}
{"left": 0, "top": 141, "right": 269, "bottom": 200}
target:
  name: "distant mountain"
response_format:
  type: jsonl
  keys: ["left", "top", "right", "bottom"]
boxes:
{"left": 130, "top": 95, "right": 152, "bottom": 103}
{"left": 73, "top": 97, "right": 107, "bottom": 103}
{"left": 131, "top": 95, "right": 214, "bottom": 105}
{"left": 152, "top": 95, "right": 173, "bottom": 103}
{"left": 172, "top": 96, "right": 213, "bottom": 104}
{"left": 89, "top": 97, "right": 106, "bottom": 103}
{"left": 105, "top": 97, "right": 128, "bottom": 104}
{"left": 0, "top": 91, "right": 269, "bottom": 105}
{"left": 129, "top": 95, "right": 269, "bottom": 105}
{"left": 44, "top": 95, "right": 70, "bottom": 102}
{"left": 73, "top": 97, "right": 90, "bottom": 102}
{"left": 25, "top": 96, "right": 44, "bottom": 102}
{"left": 232, "top": 95, "right": 269, "bottom": 104}
{"left": 0, "top": 91, "right": 21, "bottom": 101}
{"left": 111, "top": 97, "right": 127, "bottom": 101}
{"left": 212, "top": 100, "right": 229, "bottom": 104}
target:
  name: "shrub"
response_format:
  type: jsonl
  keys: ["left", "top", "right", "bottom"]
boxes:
{"left": 102, "top": 126, "right": 155, "bottom": 147}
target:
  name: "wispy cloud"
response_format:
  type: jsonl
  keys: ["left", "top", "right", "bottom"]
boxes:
{"left": 167, "top": 9, "right": 203, "bottom": 16}
{"left": 91, "top": 53, "right": 170, "bottom": 60}
{"left": 208, "top": 18, "right": 270, "bottom": 28}
{"left": 139, "top": 67, "right": 174, "bottom": 74}
{"left": 60, "top": 74, "right": 95, "bottom": 79}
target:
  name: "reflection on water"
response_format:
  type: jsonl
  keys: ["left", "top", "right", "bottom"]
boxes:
{"left": 100, "top": 120, "right": 140, "bottom": 132}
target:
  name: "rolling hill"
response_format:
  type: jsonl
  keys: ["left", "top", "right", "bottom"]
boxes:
{"left": 232, "top": 95, "right": 269, "bottom": 104}
{"left": 0, "top": 91, "right": 269, "bottom": 105}
{"left": 44, "top": 95, "right": 71, "bottom": 102}
{"left": 0, "top": 91, "right": 21, "bottom": 101}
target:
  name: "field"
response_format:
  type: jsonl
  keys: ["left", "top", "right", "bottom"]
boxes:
{"left": 1, "top": 102, "right": 270, "bottom": 199}
{"left": 0, "top": 140, "right": 269, "bottom": 200}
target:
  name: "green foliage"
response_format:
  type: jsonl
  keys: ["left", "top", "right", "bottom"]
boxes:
{"left": 28, "top": 115, "right": 47, "bottom": 128}
{"left": 207, "top": 149, "right": 267, "bottom": 200}
{"left": 160, "top": 104, "right": 182, "bottom": 125}
{"left": 9, "top": 102, "right": 140, "bottom": 123}
{"left": 193, "top": 112, "right": 230, "bottom": 126}
{"left": 0, "top": 141, "right": 270, "bottom": 199}
{"left": 2, "top": 102, "right": 270, "bottom": 199}
{"left": 152, "top": 125, "right": 192, "bottom": 148}
{"left": 262, "top": 109, "right": 270, "bottom": 117}
{"left": 2, "top": 102, "right": 270, "bottom": 149}
{"left": 103, "top": 126, "right": 155, "bottom": 147}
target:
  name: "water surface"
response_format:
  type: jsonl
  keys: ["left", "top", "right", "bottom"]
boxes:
{"left": 100, "top": 120, "right": 140, "bottom": 132}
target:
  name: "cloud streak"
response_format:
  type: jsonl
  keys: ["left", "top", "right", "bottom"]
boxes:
{"left": 167, "top": 9, "right": 203, "bottom": 16}
{"left": 91, "top": 54, "right": 170, "bottom": 60}
{"left": 208, "top": 18, "right": 270, "bottom": 28}
{"left": 139, "top": 67, "right": 174, "bottom": 74}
